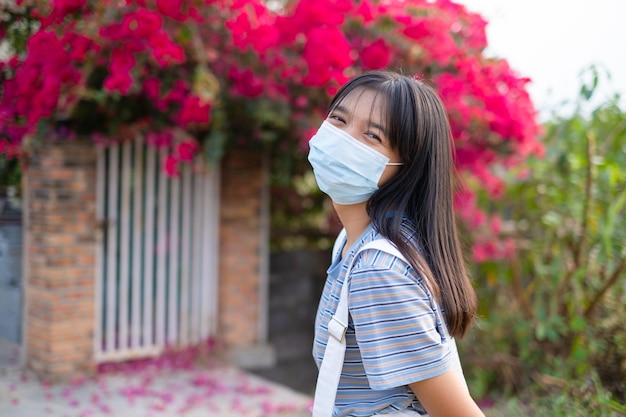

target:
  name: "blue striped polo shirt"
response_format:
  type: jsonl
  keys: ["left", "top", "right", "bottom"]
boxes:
{"left": 313, "top": 223, "right": 455, "bottom": 416}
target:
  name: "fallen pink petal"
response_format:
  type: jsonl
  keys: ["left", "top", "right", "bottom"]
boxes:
{"left": 0, "top": 362, "right": 312, "bottom": 416}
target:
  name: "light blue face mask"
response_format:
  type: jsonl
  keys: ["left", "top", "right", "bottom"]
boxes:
{"left": 307, "top": 121, "right": 402, "bottom": 205}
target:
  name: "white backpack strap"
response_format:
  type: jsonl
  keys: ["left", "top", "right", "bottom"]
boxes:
{"left": 331, "top": 228, "right": 347, "bottom": 263}
{"left": 313, "top": 239, "right": 406, "bottom": 417}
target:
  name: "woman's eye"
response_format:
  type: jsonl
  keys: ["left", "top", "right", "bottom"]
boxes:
{"left": 366, "top": 132, "right": 382, "bottom": 142}
{"left": 329, "top": 115, "right": 345, "bottom": 123}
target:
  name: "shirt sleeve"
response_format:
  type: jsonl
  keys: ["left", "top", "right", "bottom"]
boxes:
{"left": 347, "top": 249, "right": 452, "bottom": 390}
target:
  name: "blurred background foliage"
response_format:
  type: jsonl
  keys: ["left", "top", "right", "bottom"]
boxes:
{"left": 0, "top": 154, "right": 21, "bottom": 200}
{"left": 460, "top": 67, "right": 626, "bottom": 414}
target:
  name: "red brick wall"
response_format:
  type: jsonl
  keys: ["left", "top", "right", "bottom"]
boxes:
{"left": 218, "top": 148, "right": 265, "bottom": 348}
{"left": 23, "top": 138, "right": 98, "bottom": 380}
{"left": 23, "top": 141, "right": 267, "bottom": 380}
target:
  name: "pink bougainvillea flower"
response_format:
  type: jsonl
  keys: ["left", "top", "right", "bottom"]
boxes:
{"left": 295, "top": 96, "right": 308, "bottom": 108}
{"left": 142, "top": 78, "right": 161, "bottom": 101}
{"left": 163, "top": 80, "right": 190, "bottom": 106}
{"left": 121, "top": 10, "right": 162, "bottom": 38}
{"left": 64, "top": 33, "right": 94, "bottom": 62}
{"left": 462, "top": 12, "right": 489, "bottom": 52}
{"left": 177, "top": 96, "right": 211, "bottom": 127}
{"left": 472, "top": 242, "right": 495, "bottom": 262}
{"left": 246, "top": 1, "right": 280, "bottom": 47}
{"left": 149, "top": 32, "right": 185, "bottom": 67}
{"left": 103, "top": 49, "right": 136, "bottom": 94}
{"left": 402, "top": 16, "right": 458, "bottom": 66}
{"left": 228, "top": 68, "right": 265, "bottom": 98}
{"left": 8, "top": 30, "right": 71, "bottom": 125}
{"left": 360, "top": 39, "right": 390, "bottom": 70}
{"left": 146, "top": 130, "right": 173, "bottom": 148}
{"left": 45, "top": 0, "right": 86, "bottom": 24}
{"left": 176, "top": 141, "right": 199, "bottom": 162}
{"left": 302, "top": 26, "right": 354, "bottom": 86}
{"left": 156, "top": 0, "right": 186, "bottom": 21}
{"left": 291, "top": 0, "right": 350, "bottom": 30}
{"left": 226, "top": 12, "right": 252, "bottom": 51}
{"left": 164, "top": 155, "right": 180, "bottom": 177}
{"left": 227, "top": 1, "right": 279, "bottom": 54}
{"left": 355, "top": 0, "right": 375, "bottom": 23}
{"left": 249, "top": 24, "right": 280, "bottom": 55}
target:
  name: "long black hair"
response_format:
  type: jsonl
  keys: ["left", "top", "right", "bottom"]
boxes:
{"left": 328, "top": 70, "right": 477, "bottom": 337}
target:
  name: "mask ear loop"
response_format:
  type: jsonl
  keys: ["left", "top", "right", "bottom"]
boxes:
{"left": 386, "top": 162, "right": 404, "bottom": 166}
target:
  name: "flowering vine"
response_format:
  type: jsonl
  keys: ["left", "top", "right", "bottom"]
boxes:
{"left": 0, "top": 0, "right": 543, "bottom": 259}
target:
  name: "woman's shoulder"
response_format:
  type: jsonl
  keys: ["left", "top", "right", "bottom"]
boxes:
{"left": 348, "top": 237, "right": 436, "bottom": 312}
{"left": 349, "top": 222, "right": 430, "bottom": 285}
{"left": 352, "top": 230, "right": 412, "bottom": 274}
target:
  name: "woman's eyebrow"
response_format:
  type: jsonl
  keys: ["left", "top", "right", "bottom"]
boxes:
{"left": 331, "top": 104, "right": 349, "bottom": 114}
{"left": 369, "top": 121, "right": 387, "bottom": 134}
{"left": 332, "top": 105, "right": 387, "bottom": 134}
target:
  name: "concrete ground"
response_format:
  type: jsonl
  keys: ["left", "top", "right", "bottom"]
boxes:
{"left": 0, "top": 338, "right": 312, "bottom": 417}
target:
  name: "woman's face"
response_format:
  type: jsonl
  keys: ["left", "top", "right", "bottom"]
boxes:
{"left": 326, "top": 88, "right": 402, "bottom": 187}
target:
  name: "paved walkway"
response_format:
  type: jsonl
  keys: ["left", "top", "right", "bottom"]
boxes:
{"left": 0, "top": 358, "right": 313, "bottom": 417}
{"left": 0, "top": 334, "right": 314, "bottom": 416}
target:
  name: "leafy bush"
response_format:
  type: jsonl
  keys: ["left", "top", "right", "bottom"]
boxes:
{"left": 0, "top": 154, "right": 21, "bottom": 196}
{"left": 461, "top": 68, "right": 626, "bottom": 404}
{"left": 485, "top": 373, "right": 626, "bottom": 417}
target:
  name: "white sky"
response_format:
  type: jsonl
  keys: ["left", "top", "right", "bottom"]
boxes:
{"left": 455, "top": 0, "right": 626, "bottom": 119}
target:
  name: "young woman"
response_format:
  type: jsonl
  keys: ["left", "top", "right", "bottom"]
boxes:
{"left": 308, "top": 71, "right": 485, "bottom": 417}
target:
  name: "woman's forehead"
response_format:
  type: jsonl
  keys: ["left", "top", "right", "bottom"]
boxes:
{"left": 331, "top": 88, "right": 388, "bottom": 123}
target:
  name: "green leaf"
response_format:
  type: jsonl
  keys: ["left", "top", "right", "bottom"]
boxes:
{"left": 178, "top": 25, "right": 193, "bottom": 43}
{"left": 579, "top": 65, "right": 600, "bottom": 101}
{"left": 203, "top": 129, "right": 227, "bottom": 166}
{"left": 569, "top": 316, "right": 586, "bottom": 332}
{"left": 542, "top": 211, "right": 561, "bottom": 227}
{"left": 535, "top": 323, "right": 547, "bottom": 341}
{"left": 601, "top": 187, "right": 626, "bottom": 258}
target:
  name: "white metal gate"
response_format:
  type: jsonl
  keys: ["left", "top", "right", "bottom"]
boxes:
{"left": 94, "top": 138, "right": 220, "bottom": 362}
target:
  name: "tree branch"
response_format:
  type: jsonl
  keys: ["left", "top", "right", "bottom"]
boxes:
{"left": 511, "top": 249, "right": 533, "bottom": 320}
{"left": 584, "top": 256, "right": 626, "bottom": 319}
{"left": 573, "top": 132, "right": 595, "bottom": 267}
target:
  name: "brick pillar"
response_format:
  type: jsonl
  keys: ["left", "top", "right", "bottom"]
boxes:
{"left": 219, "top": 148, "right": 274, "bottom": 368}
{"left": 23, "top": 137, "right": 97, "bottom": 380}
